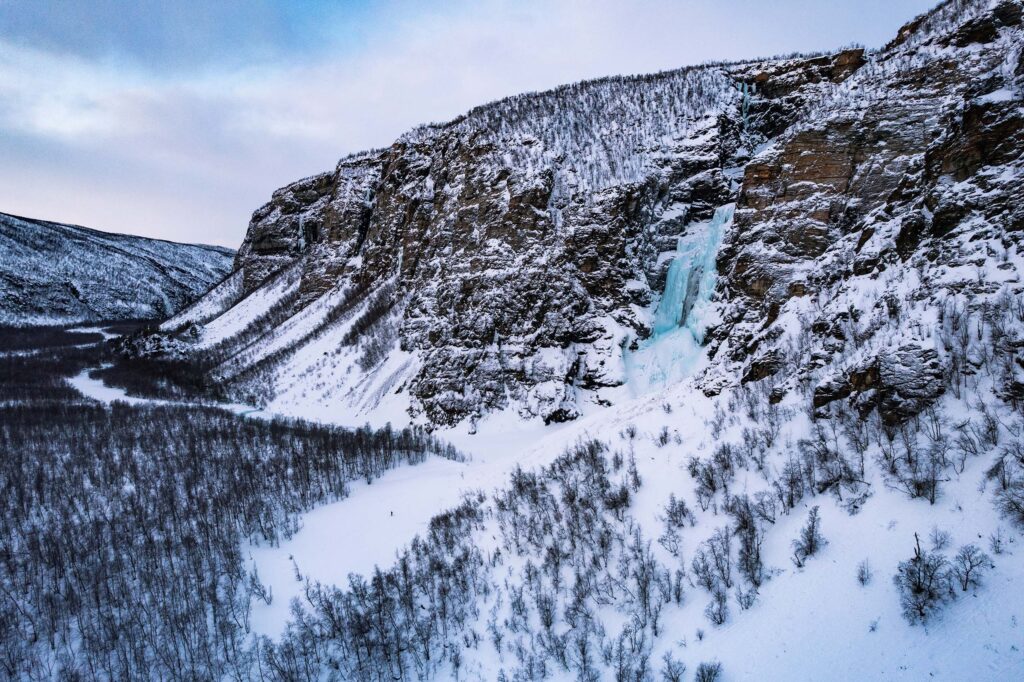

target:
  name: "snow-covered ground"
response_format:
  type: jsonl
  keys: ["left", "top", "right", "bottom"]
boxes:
{"left": 246, "top": 362, "right": 1024, "bottom": 678}
{"left": 70, "top": 367, "right": 261, "bottom": 415}
{"left": 425, "top": 373, "right": 1024, "bottom": 680}
{"left": 247, "top": 413, "right": 589, "bottom": 637}
{"left": 159, "top": 271, "right": 244, "bottom": 332}
{"left": 69, "top": 369, "right": 167, "bottom": 406}
{"left": 66, "top": 325, "right": 120, "bottom": 341}
{"left": 66, "top": 242, "right": 1024, "bottom": 681}
{"left": 245, "top": 456, "right": 468, "bottom": 636}
{"left": 65, "top": 344, "right": 1024, "bottom": 679}
{"left": 537, "top": 383, "right": 1024, "bottom": 680}
{"left": 682, "top": 466, "right": 1024, "bottom": 681}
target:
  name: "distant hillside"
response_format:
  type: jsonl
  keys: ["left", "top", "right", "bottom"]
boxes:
{"left": 0, "top": 211, "right": 235, "bottom": 326}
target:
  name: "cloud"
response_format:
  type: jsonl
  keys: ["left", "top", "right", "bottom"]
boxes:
{"left": 0, "top": 0, "right": 937, "bottom": 247}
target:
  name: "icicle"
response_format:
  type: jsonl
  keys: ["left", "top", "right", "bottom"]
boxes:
{"left": 741, "top": 81, "right": 749, "bottom": 129}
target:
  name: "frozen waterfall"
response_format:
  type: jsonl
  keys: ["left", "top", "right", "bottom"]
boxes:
{"left": 625, "top": 203, "right": 735, "bottom": 393}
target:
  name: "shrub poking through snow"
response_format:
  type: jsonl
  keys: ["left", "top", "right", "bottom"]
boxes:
{"left": 792, "top": 506, "right": 826, "bottom": 567}
{"left": 894, "top": 533, "right": 953, "bottom": 624}
{"left": 694, "top": 660, "right": 723, "bottom": 682}
{"left": 660, "top": 652, "right": 685, "bottom": 682}
{"left": 929, "top": 525, "right": 951, "bottom": 551}
{"left": 989, "top": 527, "right": 1006, "bottom": 555}
{"left": 857, "top": 559, "right": 873, "bottom": 586}
{"left": 951, "top": 544, "right": 991, "bottom": 592}
{"left": 704, "top": 586, "right": 729, "bottom": 625}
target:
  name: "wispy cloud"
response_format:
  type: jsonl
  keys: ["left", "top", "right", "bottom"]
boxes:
{"left": 0, "top": 0, "right": 936, "bottom": 247}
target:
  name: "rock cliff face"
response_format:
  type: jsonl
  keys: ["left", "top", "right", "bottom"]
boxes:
{"left": 0, "top": 212, "right": 234, "bottom": 326}
{"left": 706, "top": 0, "right": 1024, "bottom": 418}
{"left": 147, "top": 0, "right": 1024, "bottom": 429}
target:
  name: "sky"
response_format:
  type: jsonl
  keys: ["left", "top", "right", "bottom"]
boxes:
{"left": 0, "top": 0, "right": 938, "bottom": 248}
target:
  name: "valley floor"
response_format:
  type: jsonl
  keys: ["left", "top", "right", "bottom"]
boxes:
{"left": 70, "top": 350, "right": 1024, "bottom": 679}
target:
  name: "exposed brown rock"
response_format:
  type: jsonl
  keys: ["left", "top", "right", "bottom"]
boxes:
{"left": 742, "top": 350, "right": 783, "bottom": 383}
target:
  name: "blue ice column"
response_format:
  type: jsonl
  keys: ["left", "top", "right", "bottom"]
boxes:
{"left": 626, "top": 203, "right": 735, "bottom": 392}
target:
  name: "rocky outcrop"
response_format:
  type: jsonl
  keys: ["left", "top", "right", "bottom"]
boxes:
{"left": 943, "top": 0, "right": 1021, "bottom": 46}
{"left": 214, "top": 51, "right": 873, "bottom": 425}
{"left": 814, "top": 345, "right": 946, "bottom": 426}
{"left": 729, "top": 48, "right": 867, "bottom": 140}
{"left": 172, "top": 70, "right": 765, "bottom": 424}
{"left": 705, "top": 0, "right": 1024, "bottom": 402}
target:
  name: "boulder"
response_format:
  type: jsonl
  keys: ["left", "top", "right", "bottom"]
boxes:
{"left": 814, "top": 345, "right": 945, "bottom": 426}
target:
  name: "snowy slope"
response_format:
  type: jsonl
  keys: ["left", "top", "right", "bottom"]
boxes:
{"left": 246, "top": 319, "right": 1024, "bottom": 679}
{"left": 94, "top": 1, "right": 1024, "bottom": 678}
{"left": 0, "top": 211, "right": 234, "bottom": 326}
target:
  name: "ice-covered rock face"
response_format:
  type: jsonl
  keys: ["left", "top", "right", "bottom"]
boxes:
{"left": 170, "top": 68, "right": 763, "bottom": 425}
{"left": 145, "top": 0, "right": 1024, "bottom": 429}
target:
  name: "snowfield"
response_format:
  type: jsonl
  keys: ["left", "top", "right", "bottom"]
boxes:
{"left": 71, "top": 351, "right": 1024, "bottom": 678}
{"left": 245, "top": 376, "right": 1024, "bottom": 679}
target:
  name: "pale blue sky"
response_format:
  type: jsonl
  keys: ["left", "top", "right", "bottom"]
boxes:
{"left": 0, "top": 0, "right": 937, "bottom": 246}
